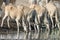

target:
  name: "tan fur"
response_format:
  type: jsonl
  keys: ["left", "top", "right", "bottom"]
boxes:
{"left": 45, "top": 2, "right": 56, "bottom": 17}
{"left": 2, "top": 4, "right": 23, "bottom": 23}
{"left": 21, "top": 5, "right": 34, "bottom": 31}
{"left": 30, "top": 4, "right": 45, "bottom": 23}
{"left": 30, "top": 4, "right": 45, "bottom": 32}
{"left": 45, "top": 2, "right": 59, "bottom": 28}
{"left": 22, "top": 5, "right": 33, "bottom": 16}
{"left": 1, "top": 2, "right": 24, "bottom": 38}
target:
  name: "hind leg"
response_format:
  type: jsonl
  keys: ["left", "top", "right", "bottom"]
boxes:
{"left": 50, "top": 16, "right": 54, "bottom": 29}
{"left": 22, "top": 16, "right": 27, "bottom": 32}
{"left": 27, "top": 16, "right": 31, "bottom": 31}
{"left": 45, "top": 13, "right": 50, "bottom": 30}
{"left": 55, "top": 13, "right": 59, "bottom": 29}
{"left": 7, "top": 17, "right": 10, "bottom": 28}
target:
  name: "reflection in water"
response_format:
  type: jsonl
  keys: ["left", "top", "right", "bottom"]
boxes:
{"left": 39, "top": 30, "right": 49, "bottom": 40}
{"left": 0, "top": 29, "right": 60, "bottom": 40}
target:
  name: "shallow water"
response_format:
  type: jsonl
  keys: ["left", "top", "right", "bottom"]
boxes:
{"left": 0, "top": 28, "right": 60, "bottom": 40}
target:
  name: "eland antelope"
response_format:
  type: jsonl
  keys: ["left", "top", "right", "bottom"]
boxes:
{"left": 21, "top": 5, "right": 36, "bottom": 31}
{"left": 1, "top": 2, "right": 24, "bottom": 38}
{"left": 45, "top": 2, "right": 59, "bottom": 29}
{"left": 30, "top": 4, "right": 47, "bottom": 32}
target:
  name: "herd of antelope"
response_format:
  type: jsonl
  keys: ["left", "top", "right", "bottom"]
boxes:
{"left": 0, "top": 1, "right": 60, "bottom": 34}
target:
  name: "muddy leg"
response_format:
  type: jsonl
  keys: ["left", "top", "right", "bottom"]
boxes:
{"left": 34, "top": 16, "right": 38, "bottom": 31}
{"left": 55, "top": 12, "right": 59, "bottom": 29}
{"left": 7, "top": 17, "right": 10, "bottom": 28}
{"left": 1, "top": 14, "right": 8, "bottom": 27}
{"left": 22, "top": 17, "right": 27, "bottom": 32}
{"left": 50, "top": 16, "right": 54, "bottom": 29}
{"left": 27, "top": 16, "right": 31, "bottom": 31}
{"left": 15, "top": 19, "right": 19, "bottom": 39}
{"left": 37, "top": 16, "right": 40, "bottom": 32}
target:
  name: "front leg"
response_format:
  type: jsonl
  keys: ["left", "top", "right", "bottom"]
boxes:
{"left": 1, "top": 14, "right": 7, "bottom": 27}
{"left": 15, "top": 19, "right": 19, "bottom": 39}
